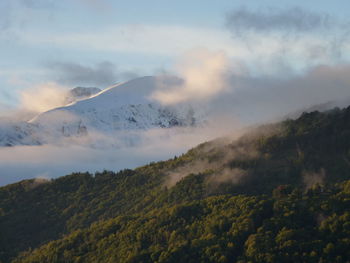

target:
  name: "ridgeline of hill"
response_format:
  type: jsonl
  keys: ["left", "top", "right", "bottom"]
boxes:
{"left": 1, "top": 106, "right": 350, "bottom": 263}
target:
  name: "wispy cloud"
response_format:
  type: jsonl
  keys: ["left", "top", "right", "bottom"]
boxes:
{"left": 225, "top": 6, "right": 350, "bottom": 63}
{"left": 47, "top": 61, "right": 120, "bottom": 87}
{"left": 226, "top": 7, "right": 332, "bottom": 34}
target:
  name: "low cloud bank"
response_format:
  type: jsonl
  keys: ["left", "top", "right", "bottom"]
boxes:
{"left": 0, "top": 119, "right": 242, "bottom": 186}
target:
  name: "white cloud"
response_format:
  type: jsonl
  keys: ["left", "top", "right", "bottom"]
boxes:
{"left": 19, "top": 82, "right": 69, "bottom": 113}
{"left": 151, "top": 48, "right": 232, "bottom": 105}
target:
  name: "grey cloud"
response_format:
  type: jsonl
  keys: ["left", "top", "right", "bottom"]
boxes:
{"left": 47, "top": 61, "right": 138, "bottom": 88}
{"left": 225, "top": 7, "right": 350, "bottom": 62}
{"left": 226, "top": 7, "right": 332, "bottom": 34}
{"left": 209, "top": 64, "right": 350, "bottom": 125}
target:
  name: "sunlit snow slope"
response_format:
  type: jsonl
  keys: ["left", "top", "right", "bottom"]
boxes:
{"left": 0, "top": 76, "right": 201, "bottom": 146}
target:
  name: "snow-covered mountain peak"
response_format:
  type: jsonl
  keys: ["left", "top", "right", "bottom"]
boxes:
{"left": 1, "top": 76, "right": 205, "bottom": 147}
{"left": 68, "top": 76, "right": 157, "bottom": 110}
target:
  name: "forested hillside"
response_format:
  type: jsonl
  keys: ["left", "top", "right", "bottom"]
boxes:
{"left": 1, "top": 106, "right": 350, "bottom": 263}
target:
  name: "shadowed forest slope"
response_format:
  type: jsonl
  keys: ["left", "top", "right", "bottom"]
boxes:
{"left": 1, "top": 106, "right": 350, "bottom": 263}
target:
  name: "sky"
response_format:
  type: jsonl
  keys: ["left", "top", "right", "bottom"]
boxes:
{"left": 1, "top": 0, "right": 350, "bottom": 185}
{"left": 1, "top": 0, "right": 350, "bottom": 109}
